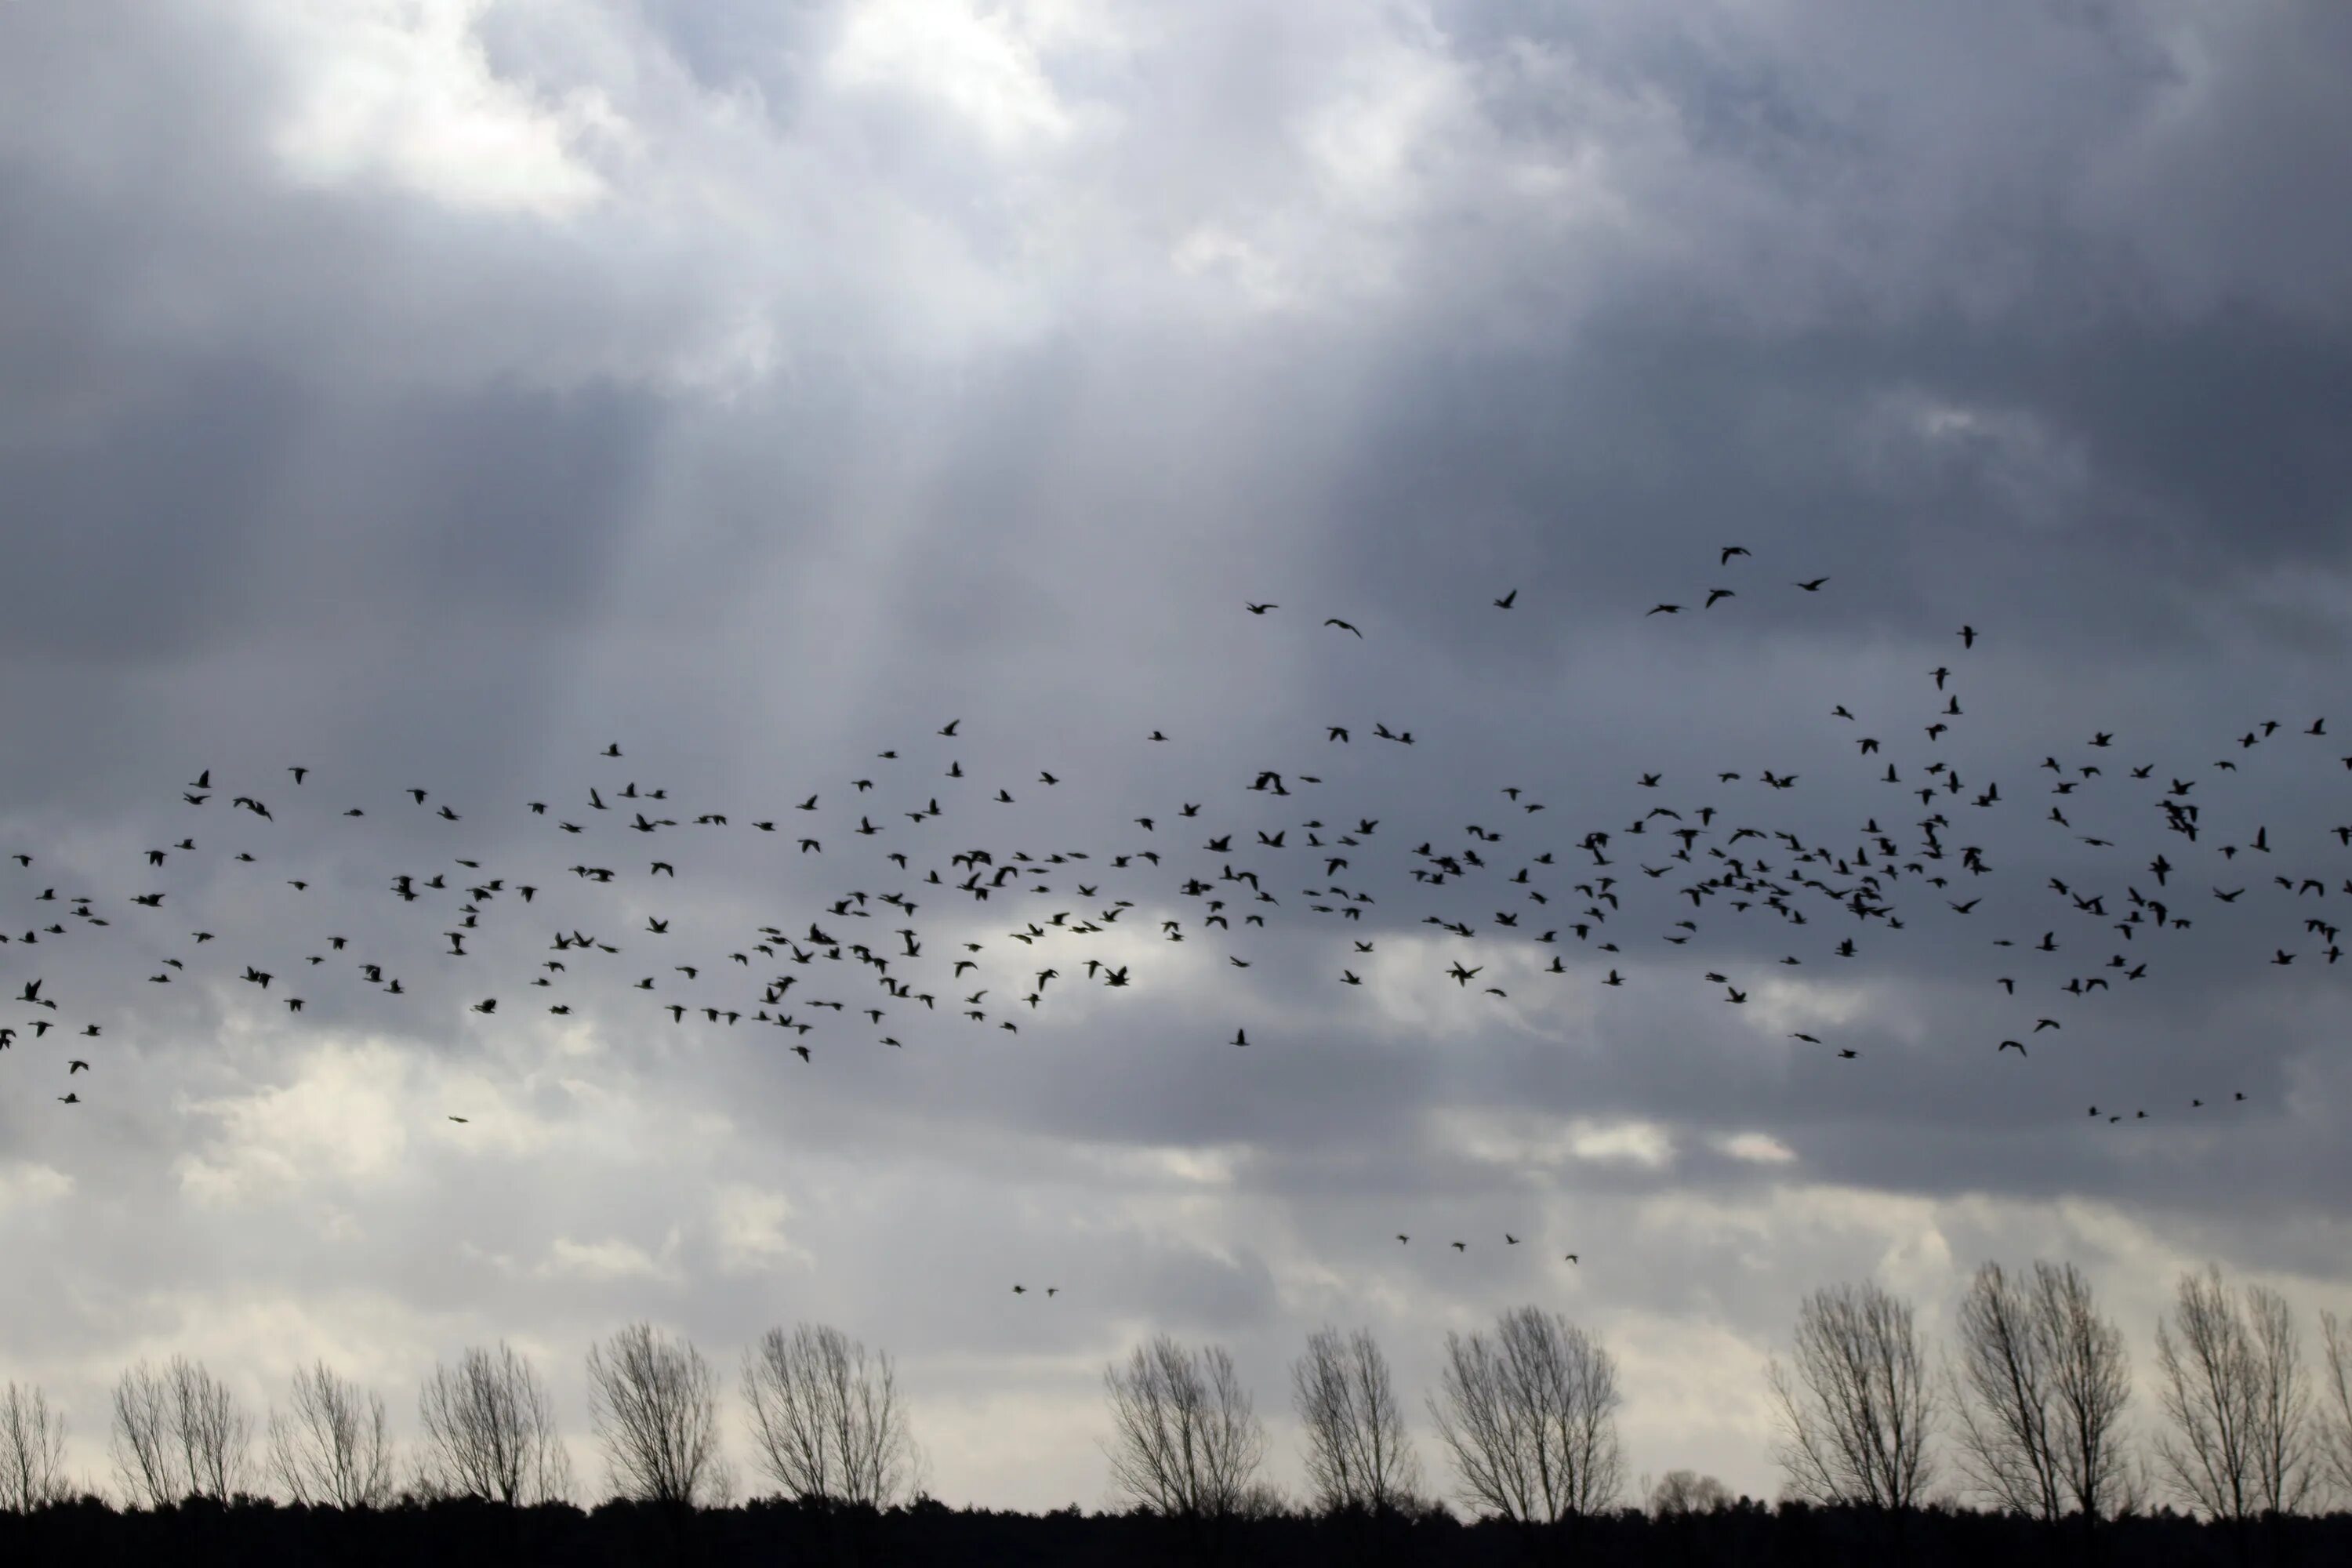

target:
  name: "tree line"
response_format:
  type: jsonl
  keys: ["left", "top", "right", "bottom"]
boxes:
{"left": 5, "top": 1259, "right": 2352, "bottom": 1537}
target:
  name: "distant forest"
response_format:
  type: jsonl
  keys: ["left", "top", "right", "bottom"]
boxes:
{"left": 5, "top": 1495, "right": 2352, "bottom": 1567}
{"left": 6, "top": 1258, "right": 2352, "bottom": 1563}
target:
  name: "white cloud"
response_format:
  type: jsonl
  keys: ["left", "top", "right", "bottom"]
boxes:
{"left": 540, "top": 1231, "right": 677, "bottom": 1283}
{"left": 254, "top": 0, "right": 610, "bottom": 216}
{"left": 0, "top": 1160, "right": 74, "bottom": 1214}
{"left": 712, "top": 1182, "right": 809, "bottom": 1273}
{"left": 1716, "top": 1131, "right": 1798, "bottom": 1165}
{"left": 826, "top": 0, "right": 1078, "bottom": 151}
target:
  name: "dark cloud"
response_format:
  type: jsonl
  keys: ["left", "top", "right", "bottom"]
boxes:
{"left": 2, "top": 0, "right": 2350, "bottom": 1515}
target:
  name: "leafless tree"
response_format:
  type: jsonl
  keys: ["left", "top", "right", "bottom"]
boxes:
{"left": 741, "top": 1323, "right": 917, "bottom": 1506}
{"left": 415, "top": 1341, "right": 574, "bottom": 1504}
{"left": 0, "top": 1382, "right": 72, "bottom": 1512}
{"left": 1768, "top": 1281, "right": 1937, "bottom": 1509}
{"left": 111, "top": 1361, "right": 180, "bottom": 1507}
{"left": 2318, "top": 1311, "right": 2352, "bottom": 1506}
{"left": 2151, "top": 1265, "right": 2313, "bottom": 1519}
{"left": 267, "top": 1361, "right": 395, "bottom": 1507}
{"left": 110, "top": 1357, "right": 251, "bottom": 1505}
{"left": 1645, "top": 1468, "right": 1730, "bottom": 1516}
{"left": 586, "top": 1322, "right": 729, "bottom": 1506}
{"left": 1427, "top": 1305, "right": 1624, "bottom": 1522}
{"left": 172, "top": 1357, "right": 252, "bottom": 1501}
{"left": 1102, "top": 1334, "right": 1269, "bottom": 1519}
{"left": 1291, "top": 1325, "right": 1421, "bottom": 1515}
{"left": 1947, "top": 1260, "right": 2136, "bottom": 1521}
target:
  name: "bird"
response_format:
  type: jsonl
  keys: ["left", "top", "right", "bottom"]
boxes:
{"left": 1323, "top": 618, "right": 1363, "bottom": 637}
{"left": 1245, "top": 602, "right": 1276, "bottom": 614}
{"left": 1493, "top": 589, "right": 1517, "bottom": 609}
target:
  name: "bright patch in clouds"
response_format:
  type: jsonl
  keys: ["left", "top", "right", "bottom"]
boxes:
{"left": 541, "top": 1231, "right": 678, "bottom": 1283}
{"left": 257, "top": 0, "right": 609, "bottom": 216}
{"left": 712, "top": 1183, "right": 808, "bottom": 1273}
{"left": 1431, "top": 1108, "right": 1677, "bottom": 1174}
{"left": 828, "top": 0, "right": 1077, "bottom": 150}
{"left": 0, "top": 1160, "right": 74, "bottom": 1214}
{"left": 1716, "top": 1131, "right": 1798, "bottom": 1165}
{"left": 176, "top": 1037, "right": 414, "bottom": 1203}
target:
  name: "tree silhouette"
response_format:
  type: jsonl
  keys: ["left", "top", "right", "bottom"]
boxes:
{"left": 584, "top": 1323, "right": 729, "bottom": 1507}
{"left": 414, "top": 1341, "right": 573, "bottom": 1504}
{"left": 0, "top": 1382, "right": 72, "bottom": 1512}
{"left": 1946, "top": 1260, "right": 2136, "bottom": 1522}
{"left": 1291, "top": 1325, "right": 1421, "bottom": 1515}
{"left": 741, "top": 1323, "right": 917, "bottom": 1506}
{"left": 1101, "top": 1334, "right": 1268, "bottom": 1521}
{"left": 266, "top": 1361, "right": 394, "bottom": 1508}
{"left": 1767, "top": 1282, "right": 1937, "bottom": 1509}
{"left": 2151, "top": 1264, "right": 2313, "bottom": 1520}
{"left": 1427, "top": 1305, "right": 1624, "bottom": 1522}
{"left": 109, "top": 1357, "right": 249, "bottom": 1506}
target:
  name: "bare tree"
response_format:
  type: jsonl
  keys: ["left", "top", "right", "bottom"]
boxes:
{"left": 1291, "top": 1325, "right": 1421, "bottom": 1515}
{"left": 1427, "top": 1305, "right": 1624, "bottom": 1522}
{"left": 1292, "top": 1325, "right": 1421, "bottom": 1515}
{"left": 1768, "top": 1281, "right": 1937, "bottom": 1509}
{"left": 267, "top": 1361, "right": 394, "bottom": 1507}
{"left": 111, "top": 1362, "right": 181, "bottom": 1507}
{"left": 0, "top": 1382, "right": 72, "bottom": 1512}
{"left": 2318, "top": 1312, "right": 2352, "bottom": 1507}
{"left": 111, "top": 1357, "right": 251, "bottom": 1505}
{"left": 1947, "top": 1260, "right": 2135, "bottom": 1521}
{"left": 416, "top": 1341, "right": 574, "bottom": 1504}
{"left": 172, "top": 1357, "right": 252, "bottom": 1501}
{"left": 741, "top": 1323, "right": 917, "bottom": 1506}
{"left": 586, "top": 1322, "right": 728, "bottom": 1506}
{"left": 2151, "top": 1265, "right": 2312, "bottom": 1519}
{"left": 1102, "top": 1335, "right": 1269, "bottom": 1519}
{"left": 1645, "top": 1468, "right": 1730, "bottom": 1516}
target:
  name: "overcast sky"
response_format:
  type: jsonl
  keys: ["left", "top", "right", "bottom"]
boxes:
{"left": 4, "top": 0, "right": 2351, "bottom": 1513}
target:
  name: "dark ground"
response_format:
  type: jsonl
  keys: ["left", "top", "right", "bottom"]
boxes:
{"left": 5, "top": 1496, "right": 2347, "bottom": 1568}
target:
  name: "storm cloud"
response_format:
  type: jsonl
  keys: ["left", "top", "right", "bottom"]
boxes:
{"left": 3, "top": 0, "right": 2350, "bottom": 1512}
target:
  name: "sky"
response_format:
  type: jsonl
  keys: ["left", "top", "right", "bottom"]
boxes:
{"left": 3, "top": 0, "right": 2352, "bottom": 1514}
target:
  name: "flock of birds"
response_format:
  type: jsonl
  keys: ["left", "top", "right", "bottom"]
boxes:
{"left": 8, "top": 546, "right": 2339, "bottom": 1286}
